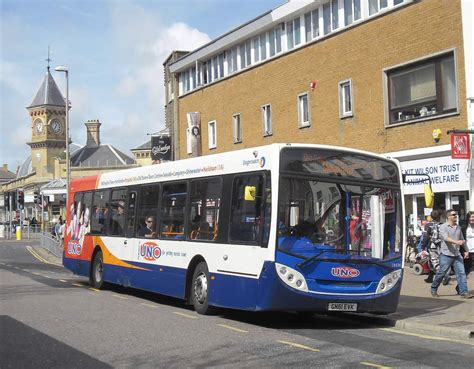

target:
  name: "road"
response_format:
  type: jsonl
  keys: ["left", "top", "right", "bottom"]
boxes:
{"left": 1, "top": 240, "right": 473, "bottom": 368}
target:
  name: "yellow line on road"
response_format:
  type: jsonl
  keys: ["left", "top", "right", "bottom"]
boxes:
{"left": 173, "top": 311, "right": 198, "bottom": 319}
{"left": 360, "top": 361, "right": 392, "bottom": 369}
{"left": 140, "top": 303, "right": 158, "bottom": 308}
{"left": 26, "top": 246, "right": 62, "bottom": 266}
{"left": 380, "top": 328, "right": 474, "bottom": 346}
{"left": 277, "top": 340, "right": 319, "bottom": 352}
{"left": 112, "top": 294, "right": 128, "bottom": 299}
{"left": 217, "top": 324, "right": 248, "bottom": 333}
{"left": 89, "top": 288, "right": 101, "bottom": 292}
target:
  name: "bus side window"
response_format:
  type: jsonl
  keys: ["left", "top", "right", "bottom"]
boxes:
{"left": 108, "top": 189, "right": 128, "bottom": 236}
{"left": 136, "top": 184, "right": 159, "bottom": 238}
{"left": 229, "top": 174, "right": 266, "bottom": 244}
{"left": 160, "top": 182, "right": 187, "bottom": 240}
{"left": 188, "top": 177, "right": 222, "bottom": 241}
{"left": 91, "top": 190, "right": 110, "bottom": 235}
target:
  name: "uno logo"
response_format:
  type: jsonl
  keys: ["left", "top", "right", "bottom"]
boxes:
{"left": 140, "top": 242, "right": 161, "bottom": 261}
{"left": 259, "top": 157, "right": 266, "bottom": 168}
{"left": 67, "top": 240, "right": 82, "bottom": 255}
{"left": 331, "top": 266, "right": 360, "bottom": 278}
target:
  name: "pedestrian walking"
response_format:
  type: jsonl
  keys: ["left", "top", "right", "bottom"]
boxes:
{"left": 422, "top": 210, "right": 447, "bottom": 284}
{"left": 431, "top": 209, "right": 473, "bottom": 299}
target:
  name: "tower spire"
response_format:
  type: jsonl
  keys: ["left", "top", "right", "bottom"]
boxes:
{"left": 46, "top": 46, "right": 51, "bottom": 72}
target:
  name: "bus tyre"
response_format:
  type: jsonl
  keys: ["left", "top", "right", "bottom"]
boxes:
{"left": 91, "top": 250, "right": 105, "bottom": 289}
{"left": 191, "top": 262, "right": 214, "bottom": 315}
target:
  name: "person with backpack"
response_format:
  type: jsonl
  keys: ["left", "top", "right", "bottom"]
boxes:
{"left": 423, "top": 210, "right": 444, "bottom": 283}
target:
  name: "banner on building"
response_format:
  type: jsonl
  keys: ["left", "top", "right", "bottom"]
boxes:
{"left": 151, "top": 135, "right": 172, "bottom": 161}
{"left": 450, "top": 133, "right": 471, "bottom": 159}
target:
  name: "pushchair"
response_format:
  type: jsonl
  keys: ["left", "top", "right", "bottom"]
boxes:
{"left": 413, "top": 250, "right": 430, "bottom": 275}
{"left": 405, "top": 234, "right": 419, "bottom": 268}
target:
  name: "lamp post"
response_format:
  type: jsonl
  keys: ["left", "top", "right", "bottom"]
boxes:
{"left": 54, "top": 66, "right": 70, "bottom": 207}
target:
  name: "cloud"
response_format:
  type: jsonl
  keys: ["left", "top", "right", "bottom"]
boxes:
{"left": 108, "top": 2, "right": 210, "bottom": 133}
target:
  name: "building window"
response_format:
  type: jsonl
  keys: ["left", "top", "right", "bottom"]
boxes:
{"left": 208, "top": 120, "right": 217, "bottom": 149}
{"left": 286, "top": 17, "right": 301, "bottom": 50}
{"left": 230, "top": 46, "right": 238, "bottom": 73}
{"left": 323, "top": 3, "right": 331, "bottom": 35}
{"left": 386, "top": 52, "right": 457, "bottom": 125}
{"left": 260, "top": 33, "right": 267, "bottom": 61}
{"left": 344, "top": 0, "right": 361, "bottom": 26}
{"left": 262, "top": 104, "right": 272, "bottom": 136}
{"left": 304, "top": 9, "right": 320, "bottom": 42}
{"left": 369, "top": 0, "right": 388, "bottom": 16}
{"left": 298, "top": 93, "right": 310, "bottom": 127}
{"left": 331, "top": 0, "right": 339, "bottom": 30}
{"left": 339, "top": 79, "right": 353, "bottom": 118}
{"left": 269, "top": 25, "right": 282, "bottom": 57}
{"left": 233, "top": 113, "right": 242, "bottom": 143}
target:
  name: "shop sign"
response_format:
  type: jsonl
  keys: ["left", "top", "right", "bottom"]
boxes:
{"left": 400, "top": 156, "right": 470, "bottom": 194}
{"left": 450, "top": 133, "right": 471, "bottom": 159}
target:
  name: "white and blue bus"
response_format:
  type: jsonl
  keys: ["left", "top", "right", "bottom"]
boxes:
{"left": 64, "top": 143, "right": 409, "bottom": 314}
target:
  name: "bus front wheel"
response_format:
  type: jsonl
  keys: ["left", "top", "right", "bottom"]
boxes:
{"left": 191, "top": 262, "right": 214, "bottom": 315}
{"left": 90, "top": 250, "right": 104, "bottom": 289}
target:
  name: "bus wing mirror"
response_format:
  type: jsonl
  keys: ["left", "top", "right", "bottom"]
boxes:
{"left": 424, "top": 184, "right": 434, "bottom": 208}
{"left": 244, "top": 186, "right": 256, "bottom": 201}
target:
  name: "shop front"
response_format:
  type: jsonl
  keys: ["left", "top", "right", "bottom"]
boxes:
{"left": 388, "top": 145, "right": 471, "bottom": 227}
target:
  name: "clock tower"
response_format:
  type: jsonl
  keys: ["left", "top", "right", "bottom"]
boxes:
{"left": 27, "top": 66, "right": 67, "bottom": 180}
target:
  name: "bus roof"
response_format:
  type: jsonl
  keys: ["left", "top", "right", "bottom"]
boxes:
{"left": 70, "top": 143, "right": 398, "bottom": 191}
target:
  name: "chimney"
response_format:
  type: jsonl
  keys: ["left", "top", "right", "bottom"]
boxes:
{"left": 2, "top": 164, "right": 7, "bottom": 171}
{"left": 85, "top": 119, "right": 101, "bottom": 147}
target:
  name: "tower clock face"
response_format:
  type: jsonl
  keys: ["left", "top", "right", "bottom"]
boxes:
{"left": 34, "top": 119, "right": 44, "bottom": 134}
{"left": 50, "top": 119, "right": 62, "bottom": 134}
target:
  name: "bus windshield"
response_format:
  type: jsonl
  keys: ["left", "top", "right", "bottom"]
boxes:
{"left": 277, "top": 148, "right": 402, "bottom": 261}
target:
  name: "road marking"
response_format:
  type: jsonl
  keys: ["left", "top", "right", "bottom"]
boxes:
{"left": 140, "top": 303, "right": 158, "bottom": 308}
{"left": 58, "top": 279, "right": 68, "bottom": 283}
{"left": 277, "top": 340, "right": 319, "bottom": 352}
{"left": 72, "top": 283, "right": 83, "bottom": 287}
{"left": 25, "top": 246, "right": 62, "bottom": 266}
{"left": 89, "top": 288, "right": 101, "bottom": 292}
{"left": 380, "top": 328, "right": 474, "bottom": 346}
{"left": 112, "top": 294, "right": 128, "bottom": 300}
{"left": 218, "top": 324, "right": 248, "bottom": 333}
{"left": 173, "top": 311, "right": 198, "bottom": 319}
{"left": 360, "top": 361, "right": 391, "bottom": 369}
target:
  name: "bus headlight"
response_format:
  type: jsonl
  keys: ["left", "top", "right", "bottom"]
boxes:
{"left": 376, "top": 269, "right": 402, "bottom": 294}
{"left": 275, "top": 263, "right": 308, "bottom": 292}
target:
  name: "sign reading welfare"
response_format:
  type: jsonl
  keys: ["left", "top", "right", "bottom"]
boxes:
{"left": 401, "top": 156, "right": 470, "bottom": 194}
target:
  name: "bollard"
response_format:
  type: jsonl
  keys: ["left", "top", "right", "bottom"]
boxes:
{"left": 16, "top": 226, "right": 22, "bottom": 240}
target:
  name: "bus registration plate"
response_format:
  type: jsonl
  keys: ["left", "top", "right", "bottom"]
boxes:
{"left": 328, "top": 302, "right": 357, "bottom": 312}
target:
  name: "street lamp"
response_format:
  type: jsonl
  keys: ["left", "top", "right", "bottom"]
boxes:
{"left": 54, "top": 66, "right": 70, "bottom": 208}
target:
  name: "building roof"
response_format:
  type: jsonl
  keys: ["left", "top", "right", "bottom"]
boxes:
{"left": 28, "top": 69, "right": 65, "bottom": 108}
{"left": 132, "top": 139, "right": 151, "bottom": 151}
{"left": 0, "top": 166, "right": 16, "bottom": 182}
{"left": 71, "top": 144, "right": 135, "bottom": 167}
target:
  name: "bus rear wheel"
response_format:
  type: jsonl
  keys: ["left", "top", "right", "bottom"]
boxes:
{"left": 191, "top": 262, "right": 214, "bottom": 315}
{"left": 90, "top": 250, "right": 104, "bottom": 289}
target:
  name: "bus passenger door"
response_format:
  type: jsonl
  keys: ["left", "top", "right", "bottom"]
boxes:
{"left": 123, "top": 191, "right": 138, "bottom": 262}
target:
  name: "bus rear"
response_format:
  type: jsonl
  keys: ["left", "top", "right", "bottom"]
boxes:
{"left": 267, "top": 146, "right": 404, "bottom": 314}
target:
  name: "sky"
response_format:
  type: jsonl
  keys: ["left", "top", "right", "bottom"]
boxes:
{"left": 0, "top": 0, "right": 284, "bottom": 173}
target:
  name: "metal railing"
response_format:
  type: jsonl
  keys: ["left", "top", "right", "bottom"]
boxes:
{"left": 40, "top": 233, "right": 63, "bottom": 258}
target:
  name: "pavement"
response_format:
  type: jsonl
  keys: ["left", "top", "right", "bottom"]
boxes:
{"left": 22, "top": 243, "right": 474, "bottom": 342}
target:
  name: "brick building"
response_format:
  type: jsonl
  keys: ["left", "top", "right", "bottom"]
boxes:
{"left": 166, "top": 0, "right": 473, "bottom": 223}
